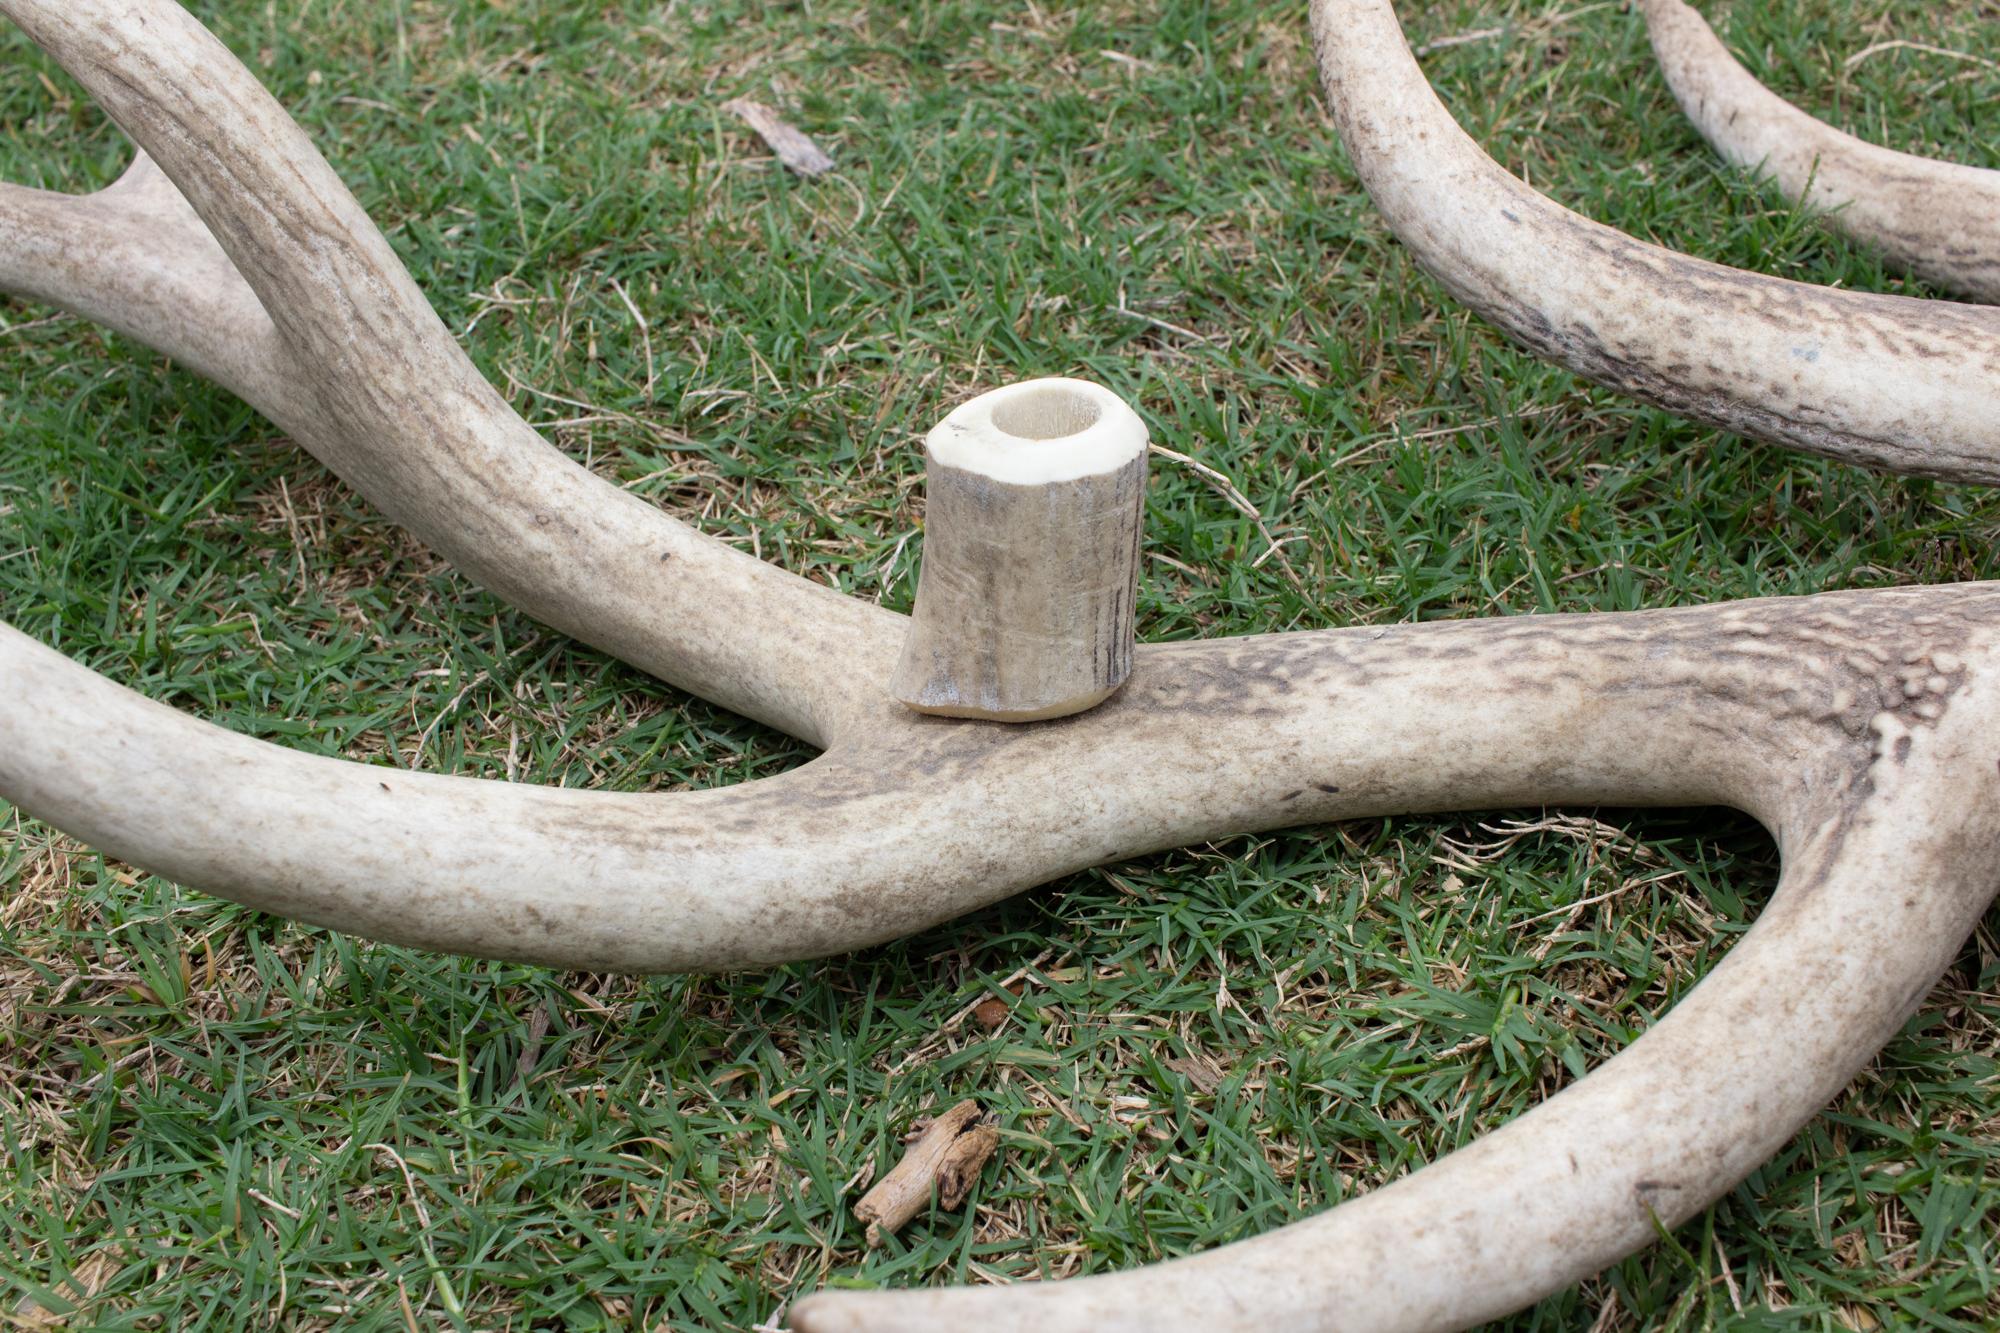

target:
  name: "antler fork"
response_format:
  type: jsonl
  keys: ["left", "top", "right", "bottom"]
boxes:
{"left": 1, "top": 1, "right": 1995, "bottom": 1328}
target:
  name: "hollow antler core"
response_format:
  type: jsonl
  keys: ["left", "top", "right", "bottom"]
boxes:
{"left": 892, "top": 378, "right": 1149, "bottom": 721}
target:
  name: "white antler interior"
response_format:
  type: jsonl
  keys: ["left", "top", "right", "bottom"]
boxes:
{"left": 0, "top": 1, "right": 1994, "bottom": 1329}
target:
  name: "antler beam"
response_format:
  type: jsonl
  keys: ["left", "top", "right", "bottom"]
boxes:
{"left": 1310, "top": 0, "right": 2000, "bottom": 484}
{"left": 1641, "top": 0, "right": 2000, "bottom": 304}
{"left": 791, "top": 670, "right": 2000, "bottom": 1329}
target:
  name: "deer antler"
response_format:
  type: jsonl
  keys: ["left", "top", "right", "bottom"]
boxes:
{"left": 1308, "top": 0, "right": 2000, "bottom": 486}
{"left": 1640, "top": 0, "right": 2000, "bottom": 305}
{"left": 0, "top": 0, "right": 896, "bottom": 747}
{"left": 1, "top": 0, "right": 1996, "bottom": 1329}
{"left": 0, "top": 149, "right": 298, "bottom": 411}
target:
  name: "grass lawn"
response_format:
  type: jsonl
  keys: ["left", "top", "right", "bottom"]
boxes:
{"left": 3, "top": 0, "right": 1997, "bottom": 1327}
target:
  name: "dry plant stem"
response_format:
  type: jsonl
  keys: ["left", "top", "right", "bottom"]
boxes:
{"left": 1642, "top": 0, "right": 2000, "bottom": 304}
{"left": 0, "top": 0, "right": 897, "bottom": 748}
{"left": 894, "top": 379, "right": 1149, "bottom": 721}
{"left": 1309, "top": 0, "right": 2000, "bottom": 484}
{"left": 1, "top": 1, "right": 1998, "bottom": 1328}
{"left": 852, "top": 1100, "right": 998, "bottom": 1245}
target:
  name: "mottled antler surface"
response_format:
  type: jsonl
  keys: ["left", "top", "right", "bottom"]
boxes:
{"left": 1309, "top": 1, "right": 2000, "bottom": 486}
{"left": 1641, "top": 0, "right": 2000, "bottom": 304}
{"left": 0, "top": 0, "right": 896, "bottom": 748}
{"left": 1, "top": 0, "right": 1997, "bottom": 1330}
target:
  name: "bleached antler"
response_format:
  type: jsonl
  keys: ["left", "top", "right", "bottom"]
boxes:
{"left": 796, "top": 0, "right": 2000, "bottom": 1325}
{"left": 1, "top": 1, "right": 1995, "bottom": 1329}
{"left": 1310, "top": 0, "right": 2000, "bottom": 485}
{"left": 1641, "top": 0, "right": 2000, "bottom": 304}
{"left": 0, "top": 0, "right": 896, "bottom": 747}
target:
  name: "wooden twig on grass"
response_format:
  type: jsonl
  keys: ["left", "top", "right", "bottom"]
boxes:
{"left": 852, "top": 1100, "right": 1000, "bottom": 1246}
{"left": 723, "top": 99, "right": 835, "bottom": 177}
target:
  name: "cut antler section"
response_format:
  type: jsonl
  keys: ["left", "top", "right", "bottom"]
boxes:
{"left": 1642, "top": 0, "right": 2000, "bottom": 304}
{"left": 0, "top": 0, "right": 898, "bottom": 747}
{"left": 893, "top": 378, "right": 1150, "bottom": 721}
{"left": 1307, "top": 0, "right": 2000, "bottom": 482}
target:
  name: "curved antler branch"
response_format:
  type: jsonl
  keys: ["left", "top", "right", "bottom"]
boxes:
{"left": 0, "top": 151, "right": 298, "bottom": 412}
{"left": 0, "top": 0, "right": 899, "bottom": 746}
{"left": 24, "top": 585, "right": 1990, "bottom": 972}
{"left": 793, "top": 651, "right": 2000, "bottom": 1330}
{"left": 788, "top": 652, "right": 1992, "bottom": 1320}
{"left": 1642, "top": 0, "right": 2000, "bottom": 304}
{"left": 1307, "top": 0, "right": 2000, "bottom": 483}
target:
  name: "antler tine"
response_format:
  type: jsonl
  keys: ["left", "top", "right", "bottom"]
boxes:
{"left": 1308, "top": 0, "right": 2000, "bottom": 483}
{"left": 3, "top": 0, "right": 1998, "bottom": 1326}
{"left": 0, "top": 151, "right": 299, "bottom": 415}
{"left": 1641, "top": 0, "right": 2000, "bottom": 305}
{"left": 0, "top": 0, "right": 900, "bottom": 747}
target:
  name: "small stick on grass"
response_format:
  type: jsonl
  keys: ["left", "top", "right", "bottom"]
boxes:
{"left": 723, "top": 99, "right": 835, "bottom": 178}
{"left": 853, "top": 1100, "right": 1000, "bottom": 1246}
